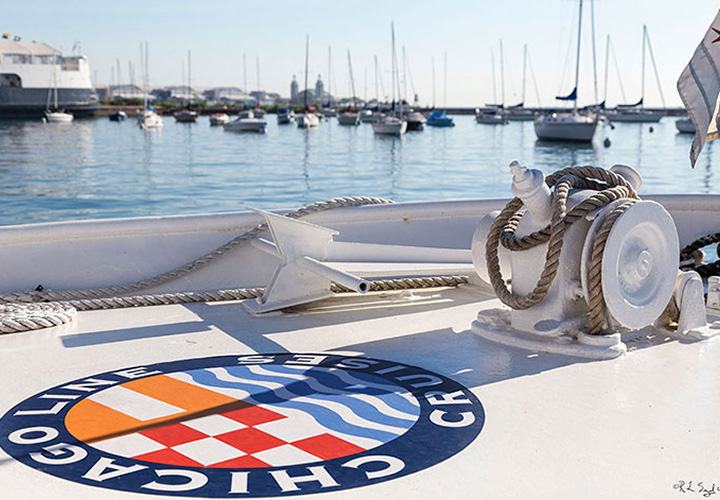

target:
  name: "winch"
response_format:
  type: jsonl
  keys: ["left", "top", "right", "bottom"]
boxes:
{"left": 471, "top": 161, "right": 716, "bottom": 359}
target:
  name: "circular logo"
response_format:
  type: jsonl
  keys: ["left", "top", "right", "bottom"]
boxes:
{"left": 0, "top": 354, "right": 484, "bottom": 497}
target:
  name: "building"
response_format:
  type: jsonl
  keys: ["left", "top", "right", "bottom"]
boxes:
{"left": 290, "top": 75, "right": 298, "bottom": 101}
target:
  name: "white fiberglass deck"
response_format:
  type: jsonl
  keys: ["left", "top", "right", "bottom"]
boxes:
{"left": 1, "top": 283, "right": 719, "bottom": 499}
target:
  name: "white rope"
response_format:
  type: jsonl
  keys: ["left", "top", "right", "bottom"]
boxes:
{"left": 0, "top": 197, "right": 470, "bottom": 335}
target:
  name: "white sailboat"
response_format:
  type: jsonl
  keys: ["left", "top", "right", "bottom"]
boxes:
{"left": 476, "top": 42, "right": 508, "bottom": 125}
{"left": 338, "top": 49, "right": 360, "bottom": 126}
{"left": 44, "top": 70, "right": 73, "bottom": 122}
{"left": 174, "top": 50, "right": 198, "bottom": 123}
{"left": 297, "top": 35, "right": 320, "bottom": 129}
{"left": 223, "top": 109, "right": 267, "bottom": 133}
{"left": 505, "top": 44, "right": 536, "bottom": 121}
{"left": 534, "top": 0, "right": 598, "bottom": 142}
{"left": 605, "top": 25, "right": 664, "bottom": 123}
{"left": 137, "top": 42, "right": 163, "bottom": 130}
{"left": 373, "top": 22, "right": 407, "bottom": 136}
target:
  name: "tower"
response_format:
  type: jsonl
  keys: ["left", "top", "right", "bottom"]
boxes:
{"left": 315, "top": 74, "right": 324, "bottom": 105}
{"left": 290, "top": 75, "right": 299, "bottom": 101}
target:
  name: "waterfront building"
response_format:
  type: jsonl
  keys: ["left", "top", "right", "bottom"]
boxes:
{"left": 290, "top": 75, "right": 298, "bottom": 101}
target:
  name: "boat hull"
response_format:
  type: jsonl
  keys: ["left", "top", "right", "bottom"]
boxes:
{"left": 534, "top": 115, "right": 598, "bottom": 142}
{"left": 337, "top": 113, "right": 360, "bottom": 126}
{"left": 0, "top": 87, "right": 99, "bottom": 118}
{"left": 606, "top": 111, "right": 663, "bottom": 123}
{"left": 676, "top": 118, "right": 694, "bottom": 134}
{"left": 373, "top": 119, "right": 407, "bottom": 136}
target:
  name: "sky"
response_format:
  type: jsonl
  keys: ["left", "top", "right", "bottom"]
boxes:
{"left": 5, "top": 0, "right": 720, "bottom": 108}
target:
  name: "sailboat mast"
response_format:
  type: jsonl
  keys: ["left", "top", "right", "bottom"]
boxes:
{"left": 431, "top": 56, "right": 436, "bottom": 108}
{"left": 444, "top": 52, "right": 448, "bottom": 111}
{"left": 374, "top": 56, "right": 379, "bottom": 102}
{"left": 243, "top": 53, "right": 247, "bottom": 94}
{"left": 304, "top": 35, "right": 310, "bottom": 110}
{"left": 522, "top": 44, "right": 527, "bottom": 106}
{"left": 391, "top": 22, "right": 396, "bottom": 108}
{"left": 491, "top": 50, "right": 497, "bottom": 105}
{"left": 590, "top": 0, "right": 599, "bottom": 104}
{"left": 348, "top": 50, "right": 357, "bottom": 108}
{"left": 644, "top": 26, "right": 666, "bottom": 108}
{"left": 573, "top": 0, "right": 584, "bottom": 112}
{"left": 603, "top": 35, "right": 610, "bottom": 104}
{"left": 188, "top": 50, "right": 192, "bottom": 105}
{"left": 327, "top": 46, "right": 331, "bottom": 107}
{"left": 499, "top": 40, "right": 505, "bottom": 108}
{"left": 641, "top": 24, "right": 646, "bottom": 109}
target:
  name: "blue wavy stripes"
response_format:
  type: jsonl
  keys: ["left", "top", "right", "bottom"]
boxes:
{"left": 183, "top": 367, "right": 416, "bottom": 444}
{"left": 256, "top": 365, "right": 420, "bottom": 416}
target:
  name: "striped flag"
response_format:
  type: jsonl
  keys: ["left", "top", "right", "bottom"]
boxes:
{"left": 677, "top": 9, "right": 720, "bottom": 167}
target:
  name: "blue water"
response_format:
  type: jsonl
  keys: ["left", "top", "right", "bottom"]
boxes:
{"left": 0, "top": 115, "right": 715, "bottom": 225}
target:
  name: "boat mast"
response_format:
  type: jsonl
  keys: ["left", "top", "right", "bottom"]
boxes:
{"left": 491, "top": 49, "right": 497, "bottom": 105}
{"left": 522, "top": 44, "right": 527, "bottom": 106}
{"left": 347, "top": 49, "right": 357, "bottom": 109}
{"left": 327, "top": 46, "right": 331, "bottom": 107}
{"left": 390, "top": 22, "right": 396, "bottom": 112}
{"left": 374, "top": 56, "right": 379, "bottom": 103}
{"left": 603, "top": 35, "right": 609, "bottom": 105}
{"left": 590, "top": 0, "right": 599, "bottom": 104}
{"left": 303, "top": 35, "right": 310, "bottom": 110}
{"left": 499, "top": 40, "right": 505, "bottom": 108}
{"left": 444, "top": 51, "right": 448, "bottom": 112}
{"left": 573, "top": 0, "right": 584, "bottom": 112}
{"left": 243, "top": 53, "right": 247, "bottom": 94}
{"left": 431, "top": 56, "right": 436, "bottom": 108}
{"left": 644, "top": 26, "right": 666, "bottom": 108}
{"left": 641, "top": 24, "right": 646, "bottom": 109}
{"left": 188, "top": 50, "right": 192, "bottom": 106}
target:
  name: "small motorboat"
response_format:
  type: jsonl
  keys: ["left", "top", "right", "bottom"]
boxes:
{"left": 223, "top": 110, "right": 267, "bottom": 133}
{"left": 209, "top": 113, "right": 230, "bottom": 126}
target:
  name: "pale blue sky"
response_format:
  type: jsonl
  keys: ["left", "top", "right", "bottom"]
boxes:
{"left": 5, "top": 0, "right": 719, "bottom": 107}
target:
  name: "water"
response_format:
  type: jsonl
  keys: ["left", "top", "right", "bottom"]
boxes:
{"left": 0, "top": 115, "right": 715, "bottom": 226}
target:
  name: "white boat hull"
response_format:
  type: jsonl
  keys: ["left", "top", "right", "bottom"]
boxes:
{"left": 223, "top": 118, "right": 267, "bottom": 133}
{"left": 373, "top": 117, "right": 407, "bottom": 136}
{"left": 297, "top": 113, "right": 320, "bottom": 128}
{"left": 337, "top": 112, "right": 360, "bottom": 126}
{"left": 534, "top": 113, "right": 598, "bottom": 142}
{"left": 44, "top": 111, "right": 73, "bottom": 122}
{"left": 137, "top": 110, "right": 164, "bottom": 129}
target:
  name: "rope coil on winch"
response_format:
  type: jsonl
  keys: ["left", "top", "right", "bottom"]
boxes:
{"left": 485, "top": 166, "right": 640, "bottom": 334}
{"left": 0, "top": 196, "right": 470, "bottom": 334}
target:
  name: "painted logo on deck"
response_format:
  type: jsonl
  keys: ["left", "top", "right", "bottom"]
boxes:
{"left": 0, "top": 354, "right": 484, "bottom": 497}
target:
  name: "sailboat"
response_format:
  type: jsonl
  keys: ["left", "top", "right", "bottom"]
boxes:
{"left": 426, "top": 52, "right": 454, "bottom": 127}
{"left": 338, "top": 49, "right": 360, "bottom": 126}
{"left": 174, "top": 50, "right": 198, "bottom": 123}
{"left": 44, "top": 70, "right": 73, "bottom": 122}
{"left": 373, "top": 22, "right": 407, "bottom": 136}
{"left": 505, "top": 44, "right": 536, "bottom": 121}
{"left": 137, "top": 42, "right": 164, "bottom": 130}
{"left": 476, "top": 42, "right": 509, "bottom": 125}
{"left": 534, "top": 0, "right": 598, "bottom": 142}
{"left": 605, "top": 25, "right": 664, "bottom": 123}
{"left": 297, "top": 35, "right": 320, "bottom": 129}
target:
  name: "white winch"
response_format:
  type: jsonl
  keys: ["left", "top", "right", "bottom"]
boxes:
{"left": 471, "top": 161, "right": 717, "bottom": 359}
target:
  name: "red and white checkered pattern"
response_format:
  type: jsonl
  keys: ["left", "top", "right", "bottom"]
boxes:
{"left": 91, "top": 404, "right": 367, "bottom": 468}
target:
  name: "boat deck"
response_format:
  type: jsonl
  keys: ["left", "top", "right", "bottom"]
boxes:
{"left": 2, "top": 282, "right": 719, "bottom": 499}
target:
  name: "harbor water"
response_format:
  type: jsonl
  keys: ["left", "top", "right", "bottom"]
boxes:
{"left": 0, "top": 115, "right": 714, "bottom": 226}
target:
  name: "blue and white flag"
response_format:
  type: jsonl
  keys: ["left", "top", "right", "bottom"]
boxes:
{"left": 677, "top": 9, "right": 720, "bottom": 167}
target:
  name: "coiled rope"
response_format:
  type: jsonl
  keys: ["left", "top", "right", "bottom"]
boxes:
{"left": 0, "top": 196, "right": 469, "bottom": 334}
{"left": 485, "top": 166, "right": 639, "bottom": 334}
{"left": 680, "top": 232, "right": 720, "bottom": 278}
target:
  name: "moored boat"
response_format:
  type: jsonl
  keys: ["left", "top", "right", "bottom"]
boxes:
{"left": 475, "top": 106, "right": 508, "bottom": 125}
{"left": 372, "top": 114, "right": 407, "bottom": 135}
{"left": 676, "top": 117, "right": 694, "bottom": 133}
{"left": 174, "top": 109, "right": 198, "bottom": 123}
{"left": 109, "top": 110, "right": 127, "bottom": 122}
{"left": 209, "top": 113, "right": 230, "bottom": 126}
{"left": 223, "top": 110, "right": 267, "bottom": 133}
{"left": 0, "top": 37, "right": 99, "bottom": 118}
{"left": 276, "top": 108, "right": 295, "bottom": 124}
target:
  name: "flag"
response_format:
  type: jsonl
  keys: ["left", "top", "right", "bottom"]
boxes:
{"left": 555, "top": 87, "right": 577, "bottom": 101}
{"left": 677, "top": 9, "right": 720, "bottom": 167}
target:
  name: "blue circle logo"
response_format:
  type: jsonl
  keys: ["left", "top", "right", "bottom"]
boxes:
{"left": 0, "top": 354, "right": 484, "bottom": 497}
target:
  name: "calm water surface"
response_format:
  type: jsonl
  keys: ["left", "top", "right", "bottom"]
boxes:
{"left": 0, "top": 115, "right": 715, "bottom": 225}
